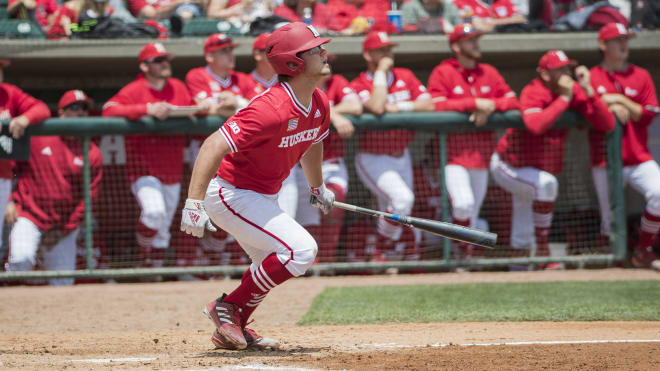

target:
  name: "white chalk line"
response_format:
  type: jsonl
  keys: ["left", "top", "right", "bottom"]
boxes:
{"left": 355, "top": 339, "right": 660, "bottom": 349}
{"left": 70, "top": 356, "right": 157, "bottom": 363}
{"left": 162, "top": 365, "right": 338, "bottom": 371}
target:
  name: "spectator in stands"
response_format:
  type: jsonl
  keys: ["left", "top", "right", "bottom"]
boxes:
{"left": 102, "top": 42, "right": 210, "bottom": 271}
{"left": 588, "top": 23, "right": 660, "bottom": 267}
{"left": 427, "top": 24, "right": 518, "bottom": 259}
{"left": 126, "top": 0, "right": 202, "bottom": 32}
{"left": 4, "top": 90, "right": 103, "bottom": 286}
{"left": 453, "top": 0, "right": 526, "bottom": 32}
{"left": 274, "top": 0, "right": 342, "bottom": 34}
{"left": 350, "top": 31, "right": 433, "bottom": 259}
{"left": 0, "top": 59, "right": 50, "bottom": 255}
{"left": 327, "top": 0, "right": 395, "bottom": 35}
{"left": 247, "top": 32, "right": 278, "bottom": 95}
{"left": 7, "top": 0, "right": 58, "bottom": 32}
{"left": 401, "top": 0, "right": 462, "bottom": 34}
{"left": 490, "top": 50, "right": 614, "bottom": 263}
{"left": 186, "top": 34, "right": 256, "bottom": 255}
{"left": 206, "top": 0, "right": 275, "bottom": 33}
{"left": 46, "top": 0, "right": 113, "bottom": 40}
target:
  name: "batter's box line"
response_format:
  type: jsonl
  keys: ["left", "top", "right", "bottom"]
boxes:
{"left": 355, "top": 339, "right": 660, "bottom": 349}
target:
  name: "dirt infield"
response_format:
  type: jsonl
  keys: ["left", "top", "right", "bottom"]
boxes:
{"left": 1, "top": 269, "right": 659, "bottom": 370}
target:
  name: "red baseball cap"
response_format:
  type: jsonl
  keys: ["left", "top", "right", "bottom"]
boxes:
{"left": 449, "top": 23, "right": 484, "bottom": 44}
{"left": 598, "top": 22, "right": 636, "bottom": 41}
{"left": 204, "top": 33, "right": 239, "bottom": 54}
{"left": 538, "top": 50, "right": 577, "bottom": 70}
{"left": 363, "top": 31, "right": 398, "bottom": 52}
{"left": 253, "top": 32, "right": 271, "bottom": 51}
{"left": 58, "top": 89, "right": 92, "bottom": 110}
{"left": 138, "top": 42, "right": 173, "bottom": 63}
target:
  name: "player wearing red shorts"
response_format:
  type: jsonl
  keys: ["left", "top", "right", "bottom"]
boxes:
{"left": 490, "top": 50, "right": 614, "bottom": 260}
{"left": 181, "top": 23, "right": 334, "bottom": 350}
{"left": 588, "top": 23, "right": 660, "bottom": 267}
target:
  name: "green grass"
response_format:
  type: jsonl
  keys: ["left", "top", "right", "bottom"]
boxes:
{"left": 298, "top": 280, "right": 660, "bottom": 325}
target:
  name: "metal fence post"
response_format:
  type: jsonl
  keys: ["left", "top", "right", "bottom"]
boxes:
{"left": 606, "top": 120, "right": 626, "bottom": 261}
{"left": 82, "top": 136, "right": 94, "bottom": 271}
{"left": 439, "top": 132, "right": 451, "bottom": 262}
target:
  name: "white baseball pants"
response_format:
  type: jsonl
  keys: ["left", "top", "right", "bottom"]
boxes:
{"left": 131, "top": 176, "right": 181, "bottom": 249}
{"left": 204, "top": 177, "right": 317, "bottom": 277}
{"left": 296, "top": 158, "right": 349, "bottom": 227}
{"left": 5, "top": 217, "right": 80, "bottom": 286}
{"left": 445, "top": 165, "right": 488, "bottom": 227}
{"left": 0, "top": 178, "right": 10, "bottom": 249}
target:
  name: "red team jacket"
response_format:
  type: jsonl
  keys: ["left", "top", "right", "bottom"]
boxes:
{"left": 102, "top": 75, "right": 194, "bottom": 184}
{"left": 218, "top": 82, "right": 330, "bottom": 195}
{"left": 496, "top": 78, "right": 614, "bottom": 174}
{"left": 0, "top": 83, "right": 51, "bottom": 179}
{"left": 13, "top": 137, "right": 102, "bottom": 232}
{"left": 589, "top": 64, "right": 660, "bottom": 167}
{"left": 428, "top": 58, "right": 518, "bottom": 169}
{"left": 321, "top": 74, "right": 359, "bottom": 160}
{"left": 350, "top": 68, "right": 430, "bottom": 155}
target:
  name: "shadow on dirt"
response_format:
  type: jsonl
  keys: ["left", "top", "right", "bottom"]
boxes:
{"left": 196, "top": 346, "right": 330, "bottom": 358}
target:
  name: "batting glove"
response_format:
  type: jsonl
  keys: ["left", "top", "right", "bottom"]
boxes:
{"left": 309, "top": 184, "right": 335, "bottom": 215}
{"left": 181, "top": 198, "right": 217, "bottom": 238}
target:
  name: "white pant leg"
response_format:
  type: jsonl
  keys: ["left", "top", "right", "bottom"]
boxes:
{"left": 510, "top": 195, "right": 535, "bottom": 248}
{"left": 445, "top": 165, "right": 474, "bottom": 222}
{"left": 355, "top": 150, "right": 414, "bottom": 240}
{"left": 42, "top": 228, "right": 80, "bottom": 286}
{"left": 469, "top": 169, "right": 489, "bottom": 228}
{"left": 5, "top": 217, "right": 42, "bottom": 272}
{"left": 204, "top": 177, "right": 317, "bottom": 277}
{"left": 131, "top": 176, "right": 180, "bottom": 249}
{"left": 277, "top": 169, "right": 299, "bottom": 219}
{"left": 0, "top": 178, "right": 11, "bottom": 249}
{"left": 628, "top": 160, "right": 660, "bottom": 215}
{"left": 591, "top": 166, "right": 612, "bottom": 236}
{"left": 297, "top": 158, "right": 349, "bottom": 227}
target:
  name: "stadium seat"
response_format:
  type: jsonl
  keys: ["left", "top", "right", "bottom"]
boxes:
{"left": 0, "top": 19, "right": 45, "bottom": 39}
{"left": 181, "top": 18, "right": 241, "bottom": 37}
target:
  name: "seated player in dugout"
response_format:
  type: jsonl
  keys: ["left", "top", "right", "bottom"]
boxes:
{"left": 247, "top": 33, "right": 279, "bottom": 95}
{"left": 349, "top": 31, "right": 433, "bottom": 258}
{"left": 0, "top": 58, "right": 51, "bottom": 261}
{"left": 5, "top": 90, "right": 103, "bottom": 286}
{"left": 490, "top": 50, "right": 614, "bottom": 264}
{"left": 180, "top": 23, "right": 335, "bottom": 350}
{"left": 427, "top": 23, "right": 518, "bottom": 259}
{"left": 588, "top": 23, "right": 660, "bottom": 268}
{"left": 103, "top": 42, "right": 212, "bottom": 271}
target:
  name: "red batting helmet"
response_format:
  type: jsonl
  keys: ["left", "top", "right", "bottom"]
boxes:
{"left": 266, "top": 22, "right": 330, "bottom": 77}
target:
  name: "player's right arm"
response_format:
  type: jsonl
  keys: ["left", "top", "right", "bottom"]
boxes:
{"left": 363, "top": 58, "right": 393, "bottom": 115}
{"left": 188, "top": 131, "right": 230, "bottom": 200}
{"left": 520, "top": 79, "right": 571, "bottom": 135}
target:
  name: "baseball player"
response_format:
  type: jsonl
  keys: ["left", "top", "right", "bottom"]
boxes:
{"left": 5, "top": 90, "right": 103, "bottom": 286}
{"left": 427, "top": 23, "right": 518, "bottom": 258}
{"left": 103, "top": 42, "right": 209, "bottom": 270}
{"left": 292, "top": 57, "right": 362, "bottom": 262}
{"left": 247, "top": 33, "right": 278, "bottom": 95}
{"left": 0, "top": 59, "right": 50, "bottom": 252}
{"left": 490, "top": 50, "right": 614, "bottom": 262}
{"left": 350, "top": 31, "right": 433, "bottom": 255}
{"left": 180, "top": 23, "right": 334, "bottom": 350}
{"left": 588, "top": 23, "right": 660, "bottom": 267}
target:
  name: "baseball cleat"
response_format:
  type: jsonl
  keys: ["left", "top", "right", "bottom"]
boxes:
{"left": 211, "top": 328, "right": 280, "bottom": 350}
{"left": 203, "top": 295, "right": 247, "bottom": 349}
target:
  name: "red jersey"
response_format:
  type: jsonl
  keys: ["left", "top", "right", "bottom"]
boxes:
{"left": 350, "top": 68, "right": 430, "bottom": 155}
{"left": 496, "top": 78, "right": 614, "bottom": 174}
{"left": 126, "top": 0, "right": 172, "bottom": 16}
{"left": 247, "top": 70, "right": 278, "bottom": 96}
{"left": 453, "top": 0, "right": 519, "bottom": 19}
{"left": 102, "top": 75, "right": 194, "bottom": 184}
{"left": 589, "top": 64, "right": 660, "bottom": 167}
{"left": 0, "top": 83, "right": 50, "bottom": 179}
{"left": 13, "top": 137, "right": 102, "bottom": 232}
{"left": 322, "top": 74, "right": 358, "bottom": 160}
{"left": 274, "top": 2, "right": 342, "bottom": 32}
{"left": 9, "top": 0, "right": 58, "bottom": 28}
{"left": 217, "top": 82, "right": 331, "bottom": 194}
{"left": 428, "top": 58, "right": 518, "bottom": 169}
{"left": 327, "top": 0, "right": 391, "bottom": 31}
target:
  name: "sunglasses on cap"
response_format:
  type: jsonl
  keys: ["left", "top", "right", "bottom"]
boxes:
{"left": 303, "top": 46, "right": 324, "bottom": 56}
{"left": 147, "top": 56, "right": 169, "bottom": 64}
{"left": 64, "top": 102, "right": 89, "bottom": 111}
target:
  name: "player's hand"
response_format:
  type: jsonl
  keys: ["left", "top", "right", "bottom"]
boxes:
{"left": 600, "top": 93, "right": 623, "bottom": 106}
{"left": 8, "top": 115, "right": 30, "bottom": 139}
{"left": 4, "top": 201, "right": 17, "bottom": 226}
{"left": 218, "top": 91, "right": 238, "bottom": 110}
{"left": 331, "top": 113, "right": 355, "bottom": 138}
{"left": 574, "top": 65, "right": 593, "bottom": 96}
{"left": 376, "top": 57, "right": 394, "bottom": 72}
{"left": 147, "top": 102, "right": 171, "bottom": 120}
{"left": 609, "top": 103, "right": 630, "bottom": 125}
{"left": 309, "top": 184, "right": 335, "bottom": 215}
{"left": 469, "top": 111, "right": 488, "bottom": 127}
{"left": 557, "top": 74, "right": 575, "bottom": 100}
{"left": 22, "top": 0, "right": 37, "bottom": 9}
{"left": 181, "top": 198, "right": 217, "bottom": 238}
{"left": 384, "top": 103, "right": 399, "bottom": 113}
{"left": 197, "top": 99, "right": 214, "bottom": 114}
{"left": 475, "top": 98, "right": 495, "bottom": 114}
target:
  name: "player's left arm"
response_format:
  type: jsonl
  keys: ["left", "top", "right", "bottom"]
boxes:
{"left": 9, "top": 88, "right": 50, "bottom": 139}
{"left": 609, "top": 72, "right": 658, "bottom": 124}
{"left": 491, "top": 69, "right": 519, "bottom": 111}
{"left": 64, "top": 146, "right": 103, "bottom": 232}
{"left": 409, "top": 73, "right": 433, "bottom": 112}
{"left": 300, "top": 141, "right": 324, "bottom": 188}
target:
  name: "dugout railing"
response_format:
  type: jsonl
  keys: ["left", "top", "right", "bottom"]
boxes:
{"left": 0, "top": 111, "right": 625, "bottom": 281}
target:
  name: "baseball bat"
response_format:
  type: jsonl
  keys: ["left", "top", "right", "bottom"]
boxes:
{"left": 332, "top": 201, "right": 497, "bottom": 249}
